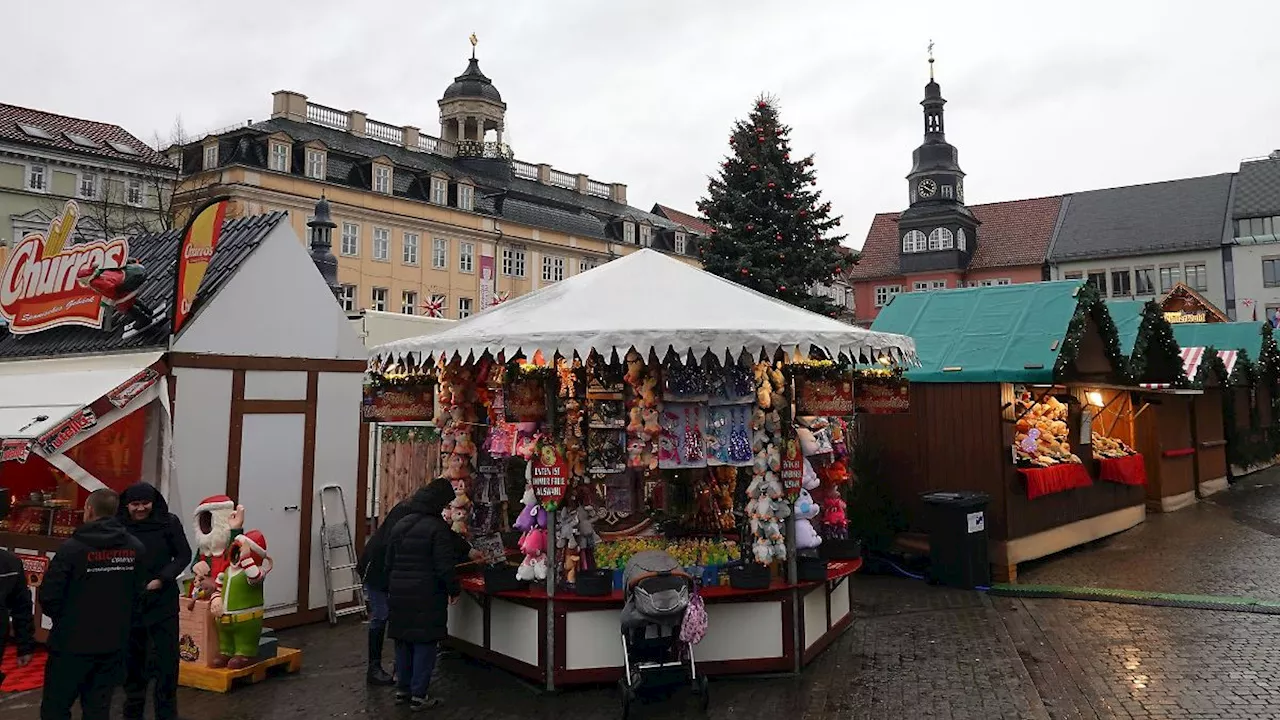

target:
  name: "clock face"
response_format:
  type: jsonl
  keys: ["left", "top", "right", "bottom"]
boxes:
{"left": 917, "top": 178, "right": 938, "bottom": 198}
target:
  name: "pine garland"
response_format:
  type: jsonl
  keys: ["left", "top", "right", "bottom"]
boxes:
{"left": 1127, "top": 300, "right": 1190, "bottom": 387}
{"left": 1052, "top": 283, "right": 1129, "bottom": 382}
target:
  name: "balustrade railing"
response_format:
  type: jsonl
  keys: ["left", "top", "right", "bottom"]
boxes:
{"left": 306, "top": 103, "right": 349, "bottom": 131}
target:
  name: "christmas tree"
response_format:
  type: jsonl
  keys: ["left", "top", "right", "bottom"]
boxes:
{"left": 698, "top": 96, "right": 850, "bottom": 316}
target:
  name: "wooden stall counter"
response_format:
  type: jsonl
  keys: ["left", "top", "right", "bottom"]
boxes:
{"left": 446, "top": 559, "right": 862, "bottom": 689}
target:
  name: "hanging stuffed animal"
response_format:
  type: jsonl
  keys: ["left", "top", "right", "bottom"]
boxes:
{"left": 794, "top": 488, "right": 822, "bottom": 550}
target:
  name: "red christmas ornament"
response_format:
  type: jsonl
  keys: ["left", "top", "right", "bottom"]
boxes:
{"left": 754, "top": 126, "right": 762, "bottom": 132}
{"left": 799, "top": 210, "right": 808, "bottom": 217}
{"left": 775, "top": 128, "right": 783, "bottom": 136}
{"left": 835, "top": 265, "right": 843, "bottom": 273}
{"left": 785, "top": 193, "right": 794, "bottom": 200}
{"left": 775, "top": 233, "right": 783, "bottom": 240}
{"left": 746, "top": 224, "right": 755, "bottom": 231}
{"left": 740, "top": 268, "right": 749, "bottom": 275}
{"left": 750, "top": 164, "right": 759, "bottom": 171}
{"left": 757, "top": 136, "right": 765, "bottom": 143}
{"left": 768, "top": 182, "right": 776, "bottom": 189}
{"left": 730, "top": 136, "right": 736, "bottom": 144}
{"left": 757, "top": 101, "right": 767, "bottom": 108}
{"left": 779, "top": 285, "right": 787, "bottom": 291}
{"left": 783, "top": 153, "right": 790, "bottom": 161}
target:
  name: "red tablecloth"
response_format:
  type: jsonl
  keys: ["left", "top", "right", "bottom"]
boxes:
{"left": 1098, "top": 453, "right": 1147, "bottom": 486}
{"left": 1018, "top": 463, "right": 1093, "bottom": 499}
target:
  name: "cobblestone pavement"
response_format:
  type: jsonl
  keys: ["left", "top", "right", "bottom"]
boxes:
{"left": 6, "top": 474, "right": 1280, "bottom": 719}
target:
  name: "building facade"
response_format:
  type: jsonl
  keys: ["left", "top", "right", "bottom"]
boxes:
{"left": 1226, "top": 154, "right": 1280, "bottom": 323}
{"left": 170, "top": 54, "right": 704, "bottom": 320}
{"left": 0, "top": 103, "right": 174, "bottom": 253}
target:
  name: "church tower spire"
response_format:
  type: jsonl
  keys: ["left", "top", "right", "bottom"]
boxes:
{"left": 896, "top": 43, "right": 981, "bottom": 275}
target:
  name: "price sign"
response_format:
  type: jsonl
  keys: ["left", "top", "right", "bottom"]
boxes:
{"left": 531, "top": 443, "right": 569, "bottom": 510}
{"left": 780, "top": 439, "right": 804, "bottom": 500}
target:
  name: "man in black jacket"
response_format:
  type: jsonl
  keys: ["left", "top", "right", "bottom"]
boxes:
{"left": 39, "top": 488, "right": 145, "bottom": 720}
{"left": 386, "top": 479, "right": 461, "bottom": 710}
{"left": 0, "top": 537, "right": 36, "bottom": 690}
{"left": 118, "top": 483, "right": 192, "bottom": 720}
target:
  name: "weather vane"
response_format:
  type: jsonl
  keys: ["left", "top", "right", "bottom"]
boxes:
{"left": 470, "top": 32, "right": 478, "bottom": 59}
{"left": 928, "top": 39, "right": 935, "bottom": 80}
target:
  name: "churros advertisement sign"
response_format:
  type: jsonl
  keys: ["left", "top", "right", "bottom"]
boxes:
{"left": 172, "top": 198, "right": 229, "bottom": 335}
{"left": 0, "top": 201, "right": 129, "bottom": 334}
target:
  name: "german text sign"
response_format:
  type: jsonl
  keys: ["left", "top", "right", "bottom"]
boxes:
{"left": 362, "top": 384, "right": 434, "bottom": 423}
{"left": 531, "top": 444, "right": 569, "bottom": 510}
{"left": 795, "top": 375, "right": 855, "bottom": 416}
{"left": 854, "top": 377, "right": 910, "bottom": 414}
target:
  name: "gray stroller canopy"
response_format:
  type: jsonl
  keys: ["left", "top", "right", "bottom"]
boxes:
{"left": 621, "top": 550, "right": 692, "bottom": 631}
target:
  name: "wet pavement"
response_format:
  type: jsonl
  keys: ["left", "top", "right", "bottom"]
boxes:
{"left": 6, "top": 469, "right": 1280, "bottom": 719}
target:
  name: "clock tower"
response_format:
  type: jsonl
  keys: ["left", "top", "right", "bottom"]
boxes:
{"left": 897, "top": 49, "right": 980, "bottom": 275}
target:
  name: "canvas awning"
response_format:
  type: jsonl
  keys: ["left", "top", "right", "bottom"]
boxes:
{"left": 371, "top": 249, "right": 917, "bottom": 366}
{"left": 1137, "top": 346, "right": 1234, "bottom": 389}
{"left": 0, "top": 351, "right": 166, "bottom": 463}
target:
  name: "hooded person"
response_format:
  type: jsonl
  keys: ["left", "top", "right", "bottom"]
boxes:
{"left": 118, "top": 483, "right": 191, "bottom": 720}
{"left": 385, "top": 478, "right": 462, "bottom": 710}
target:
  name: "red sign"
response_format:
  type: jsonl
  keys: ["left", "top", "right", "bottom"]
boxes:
{"left": 505, "top": 376, "right": 548, "bottom": 422}
{"left": 780, "top": 439, "right": 804, "bottom": 500}
{"left": 0, "top": 201, "right": 129, "bottom": 335}
{"left": 172, "top": 198, "right": 229, "bottom": 335}
{"left": 530, "top": 443, "right": 570, "bottom": 510}
{"left": 107, "top": 367, "right": 162, "bottom": 409}
{"left": 361, "top": 384, "right": 434, "bottom": 422}
{"left": 854, "top": 377, "right": 910, "bottom": 414}
{"left": 38, "top": 408, "right": 98, "bottom": 455}
{"left": 15, "top": 552, "right": 49, "bottom": 588}
{"left": 1, "top": 438, "right": 32, "bottom": 463}
{"left": 795, "top": 376, "right": 855, "bottom": 416}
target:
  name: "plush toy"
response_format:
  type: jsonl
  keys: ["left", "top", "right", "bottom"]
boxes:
{"left": 818, "top": 487, "right": 849, "bottom": 540}
{"left": 447, "top": 504, "right": 469, "bottom": 534}
{"left": 516, "top": 527, "right": 548, "bottom": 581}
{"left": 454, "top": 432, "right": 476, "bottom": 457}
{"left": 767, "top": 444, "right": 781, "bottom": 473}
{"left": 794, "top": 489, "right": 822, "bottom": 550}
{"left": 802, "top": 457, "right": 820, "bottom": 491}
{"left": 756, "top": 381, "right": 773, "bottom": 410}
{"left": 563, "top": 550, "right": 581, "bottom": 584}
{"left": 186, "top": 496, "right": 270, "bottom": 670}
{"left": 556, "top": 506, "right": 580, "bottom": 549}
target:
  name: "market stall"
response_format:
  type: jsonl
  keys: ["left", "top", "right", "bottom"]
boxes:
{"left": 867, "top": 282, "right": 1183, "bottom": 582}
{"left": 369, "top": 248, "right": 917, "bottom": 688}
{"left": 0, "top": 200, "right": 365, "bottom": 635}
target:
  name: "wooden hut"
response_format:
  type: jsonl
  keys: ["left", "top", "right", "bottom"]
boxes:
{"left": 867, "top": 282, "right": 1184, "bottom": 582}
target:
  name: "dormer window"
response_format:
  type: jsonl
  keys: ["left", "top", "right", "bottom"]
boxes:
{"left": 927, "top": 228, "right": 955, "bottom": 250}
{"left": 901, "top": 230, "right": 926, "bottom": 253}
{"left": 623, "top": 222, "right": 636, "bottom": 245}
{"left": 457, "top": 183, "right": 474, "bottom": 211}
{"left": 167, "top": 150, "right": 182, "bottom": 172}
{"left": 202, "top": 143, "right": 218, "bottom": 170}
{"left": 269, "top": 141, "right": 290, "bottom": 172}
{"left": 639, "top": 225, "right": 653, "bottom": 247}
{"left": 374, "top": 164, "right": 392, "bottom": 194}
{"left": 306, "top": 148, "right": 326, "bottom": 179}
{"left": 674, "top": 231, "right": 687, "bottom": 255}
{"left": 430, "top": 177, "right": 448, "bottom": 205}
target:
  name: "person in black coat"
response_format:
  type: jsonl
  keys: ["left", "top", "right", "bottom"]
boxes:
{"left": 39, "top": 489, "right": 145, "bottom": 720}
{"left": 0, "top": 546, "right": 36, "bottom": 690}
{"left": 385, "top": 478, "right": 460, "bottom": 710}
{"left": 117, "top": 483, "right": 192, "bottom": 720}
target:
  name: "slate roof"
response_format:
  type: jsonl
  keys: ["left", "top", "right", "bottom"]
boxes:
{"left": 1048, "top": 173, "right": 1233, "bottom": 262}
{"left": 0, "top": 103, "right": 172, "bottom": 168}
{"left": 850, "top": 196, "right": 1063, "bottom": 280}
{"left": 1233, "top": 157, "right": 1280, "bottom": 220}
{"left": 190, "top": 117, "right": 693, "bottom": 248}
{"left": 651, "top": 204, "right": 716, "bottom": 235}
{"left": 0, "top": 212, "right": 285, "bottom": 360}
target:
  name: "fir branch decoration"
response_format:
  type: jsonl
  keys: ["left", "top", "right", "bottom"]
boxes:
{"left": 1127, "top": 300, "right": 1189, "bottom": 387}
{"left": 1052, "top": 283, "right": 1129, "bottom": 382}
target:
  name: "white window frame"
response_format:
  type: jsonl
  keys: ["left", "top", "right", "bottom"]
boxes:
{"left": 430, "top": 177, "right": 448, "bottom": 205}
{"left": 372, "top": 227, "right": 390, "bottom": 261}
{"left": 902, "top": 230, "right": 926, "bottom": 253}
{"left": 639, "top": 225, "right": 653, "bottom": 247}
{"left": 674, "top": 231, "right": 687, "bottom": 255}
{"left": 928, "top": 227, "right": 955, "bottom": 250}
{"left": 27, "top": 163, "right": 47, "bottom": 192}
{"left": 913, "top": 281, "right": 929, "bottom": 291}
{"left": 202, "top": 144, "right": 218, "bottom": 170}
{"left": 457, "top": 183, "right": 474, "bottom": 211}
{"left": 126, "top": 178, "right": 144, "bottom": 206}
{"left": 371, "top": 287, "right": 388, "bottom": 312}
{"left": 458, "top": 297, "right": 474, "bottom": 319}
{"left": 543, "top": 255, "right": 565, "bottom": 283}
{"left": 459, "top": 241, "right": 474, "bottom": 273}
{"left": 995, "top": 278, "right": 1011, "bottom": 286}
{"left": 432, "top": 238, "right": 448, "bottom": 269}
{"left": 623, "top": 222, "right": 636, "bottom": 245}
{"left": 306, "top": 149, "right": 326, "bottom": 179}
{"left": 340, "top": 222, "right": 359, "bottom": 257}
{"left": 1185, "top": 263, "right": 1208, "bottom": 292}
{"left": 401, "top": 291, "right": 418, "bottom": 315}
{"left": 374, "top": 164, "right": 392, "bottom": 194}
{"left": 339, "top": 284, "right": 356, "bottom": 312}
{"left": 931, "top": 280, "right": 947, "bottom": 290}
{"left": 78, "top": 172, "right": 98, "bottom": 200}
{"left": 874, "top": 285, "right": 902, "bottom": 308}
{"left": 269, "top": 142, "right": 290, "bottom": 172}
{"left": 580, "top": 258, "right": 599, "bottom": 274}
{"left": 957, "top": 228, "right": 967, "bottom": 251}
{"left": 402, "top": 232, "right": 419, "bottom": 265}
{"left": 503, "top": 247, "right": 526, "bottom": 277}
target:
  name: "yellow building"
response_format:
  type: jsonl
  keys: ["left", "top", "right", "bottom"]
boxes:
{"left": 169, "top": 52, "right": 703, "bottom": 319}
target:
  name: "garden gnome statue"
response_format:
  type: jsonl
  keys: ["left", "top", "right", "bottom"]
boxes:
{"left": 186, "top": 495, "right": 272, "bottom": 669}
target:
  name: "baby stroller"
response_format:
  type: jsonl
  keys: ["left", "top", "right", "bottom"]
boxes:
{"left": 618, "top": 551, "right": 709, "bottom": 718}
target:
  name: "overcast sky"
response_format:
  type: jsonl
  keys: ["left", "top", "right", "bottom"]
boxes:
{"left": 9, "top": 1, "right": 1277, "bottom": 248}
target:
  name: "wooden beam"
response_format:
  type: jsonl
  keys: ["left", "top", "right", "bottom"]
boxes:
{"left": 297, "top": 371, "right": 319, "bottom": 614}
{"left": 225, "top": 370, "right": 246, "bottom": 500}
{"left": 168, "top": 352, "right": 366, "bottom": 373}
{"left": 355, "top": 422, "right": 370, "bottom": 554}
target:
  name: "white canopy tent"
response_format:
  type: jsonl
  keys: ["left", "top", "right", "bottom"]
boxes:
{"left": 371, "top": 249, "right": 917, "bottom": 366}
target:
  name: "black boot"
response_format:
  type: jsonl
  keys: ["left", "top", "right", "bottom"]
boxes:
{"left": 367, "top": 627, "right": 395, "bottom": 686}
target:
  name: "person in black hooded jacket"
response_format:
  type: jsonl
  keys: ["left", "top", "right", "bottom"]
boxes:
{"left": 385, "top": 478, "right": 461, "bottom": 710}
{"left": 117, "top": 483, "right": 192, "bottom": 720}
{"left": 0, "top": 524, "right": 36, "bottom": 690}
{"left": 39, "top": 488, "right": 145, "bottom": 720}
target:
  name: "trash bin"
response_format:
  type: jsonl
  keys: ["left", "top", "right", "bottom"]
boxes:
{"left": 920, "top": 491, "right": 990, "bottom": 589}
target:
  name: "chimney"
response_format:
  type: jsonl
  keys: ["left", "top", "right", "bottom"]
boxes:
{"left": 271, "top": 91, "right": 308, "bottom": 122}
{"left": 307, "top": 195, "right": 341, "bottom": 301}
{"left": 610, "top": 183, "right": 628, "bottom": 206}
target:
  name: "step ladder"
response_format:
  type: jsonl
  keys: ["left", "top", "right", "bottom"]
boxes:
{"left": 319, "top": 484, "right": 367, "bottom": 626}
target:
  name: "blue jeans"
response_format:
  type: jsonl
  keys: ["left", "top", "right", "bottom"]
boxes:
{"left": 365, "top": 586, "right": 389, "bottom": 632}
{"left": 394, "top": 640, "right": 438, "bottom": 698}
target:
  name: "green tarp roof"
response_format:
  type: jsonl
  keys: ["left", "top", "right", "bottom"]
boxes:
{"left": 1106, "top": 300, "right": 1148, "bottom": 355}
{"left": 1172, "top": 321, "right": 1266, "bottom": 359}
{"left": 869, "top": 281, "right": 1091, "bottom": 383}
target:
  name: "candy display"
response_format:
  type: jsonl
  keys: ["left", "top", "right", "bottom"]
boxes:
{"left": 1013, "top": 393, "right": 1082, "bottom": 467}
{"left": 594, "top": 538, "right": 739, "bottom": 571}
{"left": 1092, "top": 432, "right": 1137, "bottom": 459}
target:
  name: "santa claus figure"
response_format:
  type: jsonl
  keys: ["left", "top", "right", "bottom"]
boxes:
{"left": 75, "top": 260, "right": 163, "bottom": 333}
{"left": 185, "top": 495, "right": 271, "bottom": 670}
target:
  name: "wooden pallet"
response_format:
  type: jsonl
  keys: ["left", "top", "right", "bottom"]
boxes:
{"left": 178, "top": 647, "right": 302, "bottom": 693}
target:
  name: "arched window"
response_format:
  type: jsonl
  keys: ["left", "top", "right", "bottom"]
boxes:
{"left": 928, "top": 227, "right": 954, "bottom": 250}
{"left": 902, "top": 230, "right": 926, "bottom": 253}
{"left": 957, "top": 228, "right": 967, "bottom": 251}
